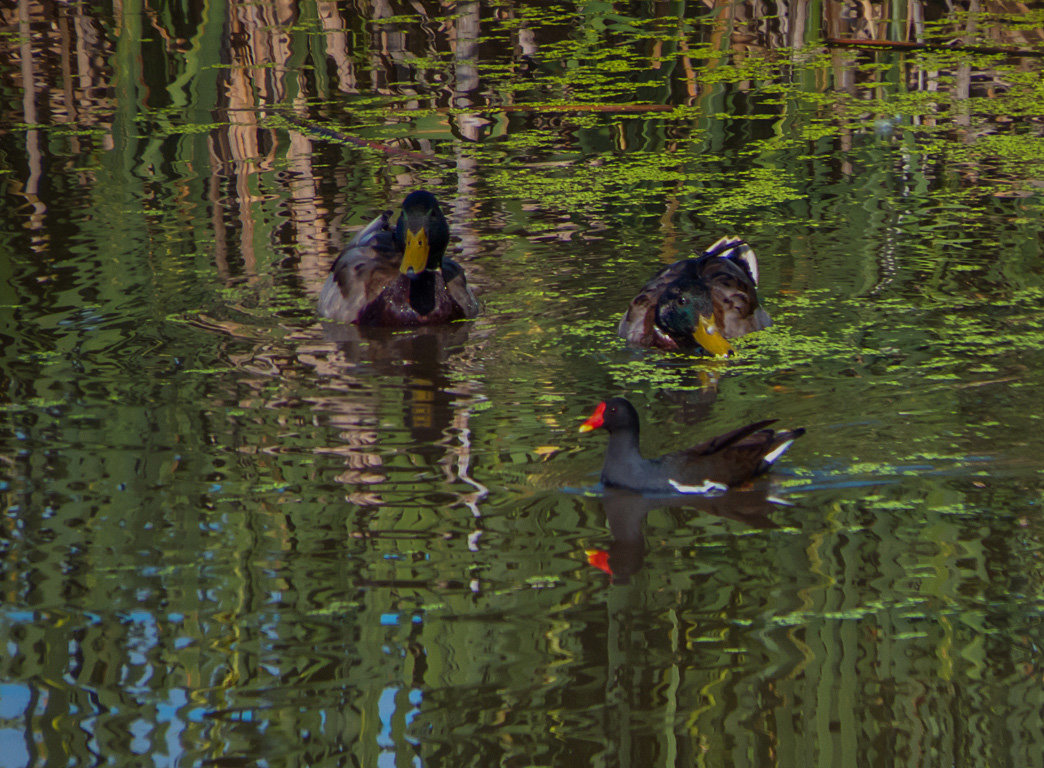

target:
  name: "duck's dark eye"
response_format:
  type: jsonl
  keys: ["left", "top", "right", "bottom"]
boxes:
{"left": 678, "top": 297, "right": 688, "bottom": 305}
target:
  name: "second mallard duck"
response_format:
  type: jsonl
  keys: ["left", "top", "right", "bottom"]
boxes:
{"left": 618, "top": 236, "right": 771, "bottom": 356}
{"left": 318, "top": 190, "right": 479, "bottom": 326}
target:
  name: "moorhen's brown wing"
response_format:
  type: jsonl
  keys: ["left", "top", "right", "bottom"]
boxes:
{"left": 658, "top": 422, "right": 805, "bottom": 490}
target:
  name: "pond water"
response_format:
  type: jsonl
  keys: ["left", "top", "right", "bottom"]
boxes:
{"left": 2, "top": 1, "right": 1044, "bottom": 766}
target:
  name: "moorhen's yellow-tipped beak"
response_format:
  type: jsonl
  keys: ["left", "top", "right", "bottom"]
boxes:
{"left": 694, "top": 315, "right": 733, "bottom": 357}
{"left": 579, "top": 401, "right": 606, "bottom": 433}
{"left": 400, "top": 227, "right": 429, "bottom": 275}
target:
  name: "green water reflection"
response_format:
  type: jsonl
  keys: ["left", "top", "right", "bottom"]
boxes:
{"left": 2, "top": 1, "right": 1043, "bottom": 767}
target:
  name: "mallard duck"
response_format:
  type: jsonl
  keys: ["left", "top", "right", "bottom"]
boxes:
{"left": 617, "top": 236, "right": 771, "bottom": 355}
{"left": 579, "top": 397, "right": 803, "bottom": 494}
{"left": 318, "top": 190, "right": 479, "bottom": 325}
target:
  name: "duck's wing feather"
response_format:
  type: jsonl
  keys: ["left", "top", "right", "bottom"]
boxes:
{"left": 442, "top": 257, "right": 480, "bottom": 318}
{"left": 702, "top": 236, "right": 759, "bottom": 285}
{"left": 318, "top": 212, "right": 401, "bottom": 323}
{"left": 697, "top": 241, "right": 772, "bottom": 338}
{"left": 346, "top": 210, "right": 394, "bottom": 251}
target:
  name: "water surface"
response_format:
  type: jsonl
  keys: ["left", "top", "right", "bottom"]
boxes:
{"left": 2, "top": 2, "right": 1043, "bottom": 767}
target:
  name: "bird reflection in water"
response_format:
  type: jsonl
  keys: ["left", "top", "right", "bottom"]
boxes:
{"left": 302, "top": 321, "right": 488, "bottom": 548}
{"left": 587, "top": 486, "right": 783, "bottom": 585}
{"left": 320, "top": 321, "right": 475, "bottom": 437}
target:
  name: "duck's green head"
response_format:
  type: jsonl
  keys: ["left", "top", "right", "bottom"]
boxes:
{"left": 395, "top": 190, "right": 450, "bottom": 277}
{"left": 655, "top": 282, "right": 732, "bottom": 357}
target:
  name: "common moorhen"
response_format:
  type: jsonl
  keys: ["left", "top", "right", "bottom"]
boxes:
{"left": 618, "top": 236, "right": 772, "bottom": 355}
{"left": 580, "top": 397, "right": 804, "bottom": 494}
{"left": 318, "top": 190, "right": 479, "bottom": 326}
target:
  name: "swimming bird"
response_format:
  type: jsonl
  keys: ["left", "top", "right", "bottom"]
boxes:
{"left": 579, "top": 397, "right": 803, "bottom": 494}
{"left": 318, "top": 190, "right": 479, "bottom": 326}
{"left": 618, "top": 236, "right": 771, "bottom": 355}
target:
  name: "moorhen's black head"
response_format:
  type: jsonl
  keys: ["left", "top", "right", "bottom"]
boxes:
{"left": 579, "top": 397, "right": 641, "bottom": 434}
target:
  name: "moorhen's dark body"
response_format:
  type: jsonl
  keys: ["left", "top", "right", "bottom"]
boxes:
{"left": 580, "top": 397, "right": 803, "bottom": 494}
{"left": 618, "top": 236, "right": 772, "bottom": 355}
{"left": 318, "top": 190, "right": 479, "bottom": 326}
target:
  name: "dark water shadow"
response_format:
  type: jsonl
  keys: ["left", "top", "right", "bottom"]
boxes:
{"left": 591, "top": 486, "right": 782, "bottom": 585}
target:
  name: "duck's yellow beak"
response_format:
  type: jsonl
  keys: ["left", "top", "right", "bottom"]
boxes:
{"left": 400, "top": 227, "right": 429, "bottom": 275}
{"left": 694, "top": 315, "right": 733, "bottom": 357}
